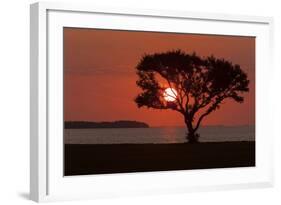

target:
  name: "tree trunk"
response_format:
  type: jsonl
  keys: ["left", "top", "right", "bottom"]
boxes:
{"left": 184, "top": 116, "right": 199, "bottom": 143}
{"left": 187, "top": 130, "right": 199, "bottom": 143}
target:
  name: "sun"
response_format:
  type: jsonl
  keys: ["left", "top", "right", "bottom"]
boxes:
{"left": 163, "top": 88, "right": 177, "bottom": 102}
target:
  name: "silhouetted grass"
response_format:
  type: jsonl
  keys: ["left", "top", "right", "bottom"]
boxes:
{"left": 64, "top": 141, "right": 255, "bottom": 176}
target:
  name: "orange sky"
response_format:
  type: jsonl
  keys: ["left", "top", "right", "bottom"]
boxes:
{"left": 64, "top": 28, "right": 255, "bottom": 127}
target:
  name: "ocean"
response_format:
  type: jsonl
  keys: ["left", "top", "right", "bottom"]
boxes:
{"left": 64, "top": 125, "right": 255, "bottom": 144}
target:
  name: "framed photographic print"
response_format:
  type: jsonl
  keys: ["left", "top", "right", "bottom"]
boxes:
{"left": 30, "top": 2, "right": 274, "bottom": 202}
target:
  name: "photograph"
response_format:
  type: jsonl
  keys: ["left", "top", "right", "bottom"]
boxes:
{"left": 63, "top": 28, "right": 255, "bottom": 176}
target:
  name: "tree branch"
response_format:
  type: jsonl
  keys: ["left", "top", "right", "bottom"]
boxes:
{"left": 166, "top": 78, "right": 185, "bottom": 113}
{"left": 193, "top": 98, "right": 223, "bottom": 132}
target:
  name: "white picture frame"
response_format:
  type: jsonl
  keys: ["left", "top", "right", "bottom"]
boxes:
{"left": 30, "top": 2, "right": 274, "bottom": 202}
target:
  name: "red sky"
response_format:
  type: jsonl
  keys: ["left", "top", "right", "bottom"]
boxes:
{"left": 64, "top": 28, "right": 255, "bottom": 127}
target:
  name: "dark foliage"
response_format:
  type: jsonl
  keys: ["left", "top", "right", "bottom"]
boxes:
{"left": 135, "top": 50, "right": 249, "bottom": 143}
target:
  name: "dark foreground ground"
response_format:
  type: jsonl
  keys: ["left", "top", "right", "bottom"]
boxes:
{"left": 64, "top": 142, "right": 255, "bottom": 176}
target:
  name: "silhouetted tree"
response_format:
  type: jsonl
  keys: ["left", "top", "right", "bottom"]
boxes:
{"left": 135, "top": 50, "right": 249, "bottom": 143}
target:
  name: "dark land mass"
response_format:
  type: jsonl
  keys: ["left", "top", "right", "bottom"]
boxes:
{"left": 64, "top": 120, "right": 149, "bottom": 129}
{"left": 64, "top": 141, "right": 255, "bottom": 176}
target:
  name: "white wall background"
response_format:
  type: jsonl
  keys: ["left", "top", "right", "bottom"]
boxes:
{"left": 0, "top": 0, "right": 280, "bottom": 204}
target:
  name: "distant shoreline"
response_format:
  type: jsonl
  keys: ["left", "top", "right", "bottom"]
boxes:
{"left": 151, "top": 124, "right": 255, "bottom": 128}
{"left": 64, "top": 120, "right": 149, "bottom": 129}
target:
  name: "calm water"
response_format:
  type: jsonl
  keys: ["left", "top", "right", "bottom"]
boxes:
{"left": 64, "top": 125, "right": 255, "bottom": 144}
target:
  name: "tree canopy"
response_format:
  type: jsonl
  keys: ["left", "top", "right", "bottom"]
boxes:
{"left": 135, "top": 50, "right": 249, "bottom": 143}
